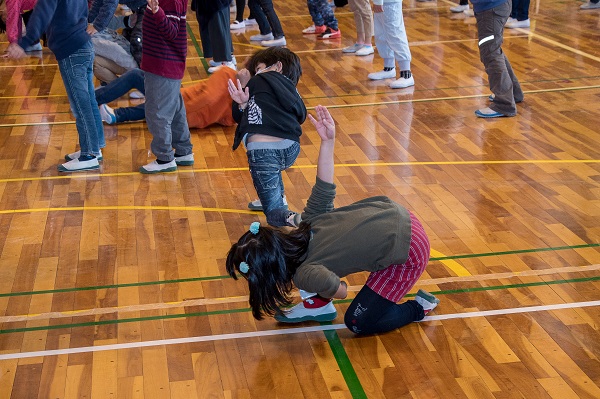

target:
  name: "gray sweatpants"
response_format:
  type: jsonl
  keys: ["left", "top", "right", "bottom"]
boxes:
{"left": 144, "top": 71, "right": 192, "bottom": 162}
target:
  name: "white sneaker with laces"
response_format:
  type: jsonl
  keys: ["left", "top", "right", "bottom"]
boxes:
{"left": 99, "top": 104, "right": 116, "bottom": 124}
{"left": 261, "top": 37, "right": 287, "bottom": 47}
{"left": 355, "top": 45, "right": 374, "bottom": 56}
{"left": 58, "top": 157, "right": 100, "bottom": 172}
{"left": 139, "top": 160, "right": 177, "bottom": 174}
{"left": 274, "top": 297, "right": 337, "bottom": 323}
{"left": 505, "top": 18, "right": 530, "bottom": 28}
{"left": 389, "top": 75, "right": 415, "bottom": 89}
{"left": 207, "top": 61, "right": 236, "bottom": 73}
{"left": 368, "top": 68, "right": 396, "bottom": 80}
{"left": 450, "top": 4, "right": 469, "bottom": 12}
{"left": 65, "top": 149, "right": 103, "bottom": 162}
{"left": 250, "top": 33, "right": 274, "bottom": 41}
{"left": 174, "top": 153, "right": 194, "bottom": 166}
{"left": 415, "top": 289, "right": 440, "bottom": 315}
{"left": 248, "top": 196, "right": 287, "bottom": 211}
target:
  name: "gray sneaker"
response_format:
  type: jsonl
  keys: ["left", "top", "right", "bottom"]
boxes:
{"left": 250, "top": 33, "right": 274, "bottom": 41}
{"left": 248, "top": 196, "right": 288, "bottom": 211}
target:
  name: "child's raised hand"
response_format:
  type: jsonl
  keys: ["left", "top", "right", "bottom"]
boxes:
{"left": 147, "top": 0, "right": 159, "bottom": 13}
{"left": 308, "top": 105, "right": 335, "bottom": 142}
{"left": 228, "top": 78, "right": 250, "bottom": 105}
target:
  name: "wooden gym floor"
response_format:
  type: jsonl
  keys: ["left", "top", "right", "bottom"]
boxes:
{"left": 0, "top": 0, "right": 599, "bottom": 398}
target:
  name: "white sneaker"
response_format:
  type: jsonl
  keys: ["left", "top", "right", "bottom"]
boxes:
{"left": 57, "top": 157, "right": 100, "bottom": 172}
{"left": 244, "top": 18, "right": 257, "bottom": 25}
{"left": 581, "top": 1, "right": 600, "bottom": 8}
{"left": 261, "top": 37, "right": 286, "bottom": 47}
{"left": 65, "top": 149, "right": 103, "bottom": 162}
{"left": 505, "top": 17, "right": 516, "bottom": 25}
{"left": 450, "top": 4, "right": 469, "bottom": 12}
{"left": 139, "top": 160, "right": 177, "bottom": 174}
{"left": 463, "top": 8, "right": 474, "bottom": 16}
{"left": 250, "top": 33, "right": 274, "bottom": 41}
{"left": 368, "top": 68, "right": 396, "bottom": 80}
{"left": 99, "top": 104, "right": 116, "bottom": 124}
{"left": 207, "top": 61, "right": 236, "bottom": 73}
{"left": 230, "top": 20, "right": 245, "bottom": 30}
{"left": 24, "top": 42, "right": 42, "bottom": 52}
{"left": 389, "top": 75, "right": 415, "bottom": 89}
{"left": 274, "top": 297, "right": 337, "bottom": 323}
{"left": 248, "top": 196, "right": 288, "bottom": 211}
{"left": 342, "top": 43, "right": 363, "bottom": 53}
{"left": 355, "top": 45, "right": 374, "bottom": 56}
{"left": 174, "top": 153, "right": 194, "bottom": 166}
{"left": 415, "top": 289, "right": 440, "bottom": 315}
{"left": 505, "top": 18, "right": 530, "bottom": 28}
{"left": 129, "top": 90, "right": 144, "bottom": 99}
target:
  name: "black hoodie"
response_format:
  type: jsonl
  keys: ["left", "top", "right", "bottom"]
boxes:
{"left": 232, "top": 71, "right": 307, "bottom": 151}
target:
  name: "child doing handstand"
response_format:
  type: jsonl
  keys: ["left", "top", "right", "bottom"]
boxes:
{"left": 226, "top": 106, "right": 439, "bottom": 335}
{"left": 228, "top": 47, "right": 306, "bottom": 228}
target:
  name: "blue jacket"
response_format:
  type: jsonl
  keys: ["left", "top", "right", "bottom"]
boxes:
{"left": 18, "top": 0, "right": 90, "bottom": 61}
{"left": 88, "top": 0, "right": 119, "bottom": 32}
{"left": 470, "top": 0, "right": 507, "bottom": 13}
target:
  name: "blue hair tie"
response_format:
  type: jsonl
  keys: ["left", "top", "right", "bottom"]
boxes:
{"left": 239, "top": 261, "right": 250, "bottom": 273}
{"left": 249, "top": 222, "right": 260, "bottom": 235}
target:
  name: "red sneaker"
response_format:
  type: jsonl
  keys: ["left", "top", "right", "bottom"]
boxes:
{"left": 302, "top": 25, "right": 326, "bottom": 34}
{"left": 318, "top": 27, "right": 341, "bottom": 40}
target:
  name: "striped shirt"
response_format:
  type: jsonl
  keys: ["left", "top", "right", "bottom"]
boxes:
{"left": 141, "top": 0, "right": 188, "bottom": 80}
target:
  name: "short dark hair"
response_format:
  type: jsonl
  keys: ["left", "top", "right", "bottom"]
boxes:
{"left": 245, "top": 47, "right": 303, "bottom": 86}
{"left": 225, "top": 222, "right": 312, "bottom": 319}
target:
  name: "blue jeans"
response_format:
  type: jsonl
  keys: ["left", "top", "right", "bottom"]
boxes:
{"left": 95, "top": 68, "right": 146, "bottom": 123}
{"left": 248, "top": 0, "right": 285, "bottom": 38}
{"left": 247, "top": 142, "right": 300, "bottom": 227}
{"left": 58, "top": 41, "right": 105, "bottom": 155}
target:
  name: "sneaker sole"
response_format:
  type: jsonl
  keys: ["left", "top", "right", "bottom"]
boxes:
{"left": 416, "top": 289, "right": 440, "bottom": 304}
{"left": 175, "top": 160, "right": 194, "bottom": 166}
{"left": 139, "top": 166, "right": 177, "bottom": 174}
{"left": 274, "top": 311, "right": 337, "bottom": 323}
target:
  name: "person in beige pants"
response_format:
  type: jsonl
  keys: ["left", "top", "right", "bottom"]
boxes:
{"left": 342, "top": 0, "right": 375, "bottom": 56}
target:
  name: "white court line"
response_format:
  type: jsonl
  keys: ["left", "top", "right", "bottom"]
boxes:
{"left": 0, "top": 300, "right": 598, "bottom": 361}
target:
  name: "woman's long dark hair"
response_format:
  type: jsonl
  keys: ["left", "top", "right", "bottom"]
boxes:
{"left": 226, "top": 222, "right": 312, "bottom": 319}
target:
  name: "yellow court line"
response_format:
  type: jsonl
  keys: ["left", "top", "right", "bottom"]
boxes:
{"left": 430, "top": 249, "right": 471, "bottom": 276}
{"left": 0, "top": 158, "right": 597, "bottom": 184}
{"left": 4, "top": 263, "right": 599, "bottom": 323}
{"left": 0, "top": 205, "right": 259, "bottom": 216}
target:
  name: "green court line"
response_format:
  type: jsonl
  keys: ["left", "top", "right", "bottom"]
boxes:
{"left": 1, "top": 243, "right": 598, "bottom": 298}
{"left": 2, "top": 275, "right": 599, "bottom": 334}
{"left": 323, "top": 328, "right": 368, "bottom": 399}
{"left": 186, "top": 23, "right": 209, "bottom": 73}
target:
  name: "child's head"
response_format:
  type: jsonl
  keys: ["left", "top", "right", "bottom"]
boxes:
{"left": 245, "top": 47, "right": 302, "bottom": 86}
{"left": 225, "top": 222, "right": 312, "bottom": 319}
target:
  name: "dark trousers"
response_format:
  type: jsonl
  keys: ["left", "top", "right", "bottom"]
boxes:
{"left": 248, "top": 0, "right": 285, "bottom": 38}
{"left": 510, "top": 0, "right": 530, "bottom": 20}
{"left": 475, "top": 0, "right": 523, "bottom": 116}
{"left": 197, "top": 7, "right": 233, "bottom": 62}
{"left": 344, "top": 286, "right": 424, "bottom": 335}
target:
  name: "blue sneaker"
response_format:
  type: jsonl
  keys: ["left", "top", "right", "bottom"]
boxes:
{"left": 475, "top": 107, "right": 506, "bottom": 118}
{"left": 99, "top": 104, "right": 116, "bottom": 124}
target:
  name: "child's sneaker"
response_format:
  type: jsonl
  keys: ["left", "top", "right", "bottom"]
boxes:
{"left": 355, "top": 45, "right": 374, "bottom": 56}
{"left": 302, "top": 25, "right": 326, "bottom": 34}
{"left": 248, "top": 196, "right": 288, "bottom": 211}
{"left": 261, "top": 37, "right": 287, "bottom": 47}
{"left": 244, "top": 18, "right": 257, "bottom": 25}
{"left": 368, "top": 68, "right": 396, "bottom": 80}
{"left": 274, "top": 296, "right": 337, "bottom": 323}
{"left": 415, "top": 289, "right": 440, "bottom": 315}
{"left": 389, "top": 75, "right": 415, "bottom": 89}
{"left": 139, "top": 160, "right": 177, "bottom": 174}
{"left": 250, "top": 33, "right": 274, "bottom": 41}
{"left": 57, "top": 157, "right": 100, "bottom": 172}
{"left": 342, "top": 43, "right": 363, "bottom": 53}
{"left": 318, "top": 27, "right": 341, "bottom": 40}
{"left": 99, "top": 104, "right": 116, "bottom": 124}
{"left": 207, "top": 61, "right": 236, "bottom": 73}
{"left": 65, "top": 149, "right": 103, "bottom": 162}
{"left": 174, "top": 153, "right": 194, "bottom": 166}
{"left": 230, "top": 20, "right": 245, "bottom": 30}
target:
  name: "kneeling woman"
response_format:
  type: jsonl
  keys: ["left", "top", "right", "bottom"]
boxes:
{"left": 226, "top": 106, "right": 439, "bottom": 335}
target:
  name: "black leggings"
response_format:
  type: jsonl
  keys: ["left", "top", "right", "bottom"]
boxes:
{"left": 344, "top": 286, "right": 424, "bottom": 335}
{"left": 234, "top": 0, "right": 256, "bottom": 23}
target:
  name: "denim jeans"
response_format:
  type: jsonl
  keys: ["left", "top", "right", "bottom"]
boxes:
{"left": 58, "top": 41, "right": 105, "bottom": 155}
{"left": 247, "top": 142, "right": 300, "bottom": 227}
{"left": 248, "top": 0, "right": 285, "bottom": 38}
{"left": 475, "top": 0, "right": 523, "bottom": 115}
{"left": 95, "top": 68, "right": 146, "bottom": 123}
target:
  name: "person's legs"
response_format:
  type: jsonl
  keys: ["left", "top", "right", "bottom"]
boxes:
{"left": 513, "top": 0, "right": 530, "bottom": 20}
{"left": 208, "top": 7, "right": 233, "bottom": 62}
{"left": 93, "top": 55, "right": 128, "bottom": 84}
{"left": 344, "top": 286, "right": 424, "bottom": 335}
{"left": 383, "top": 3, "right": 411, "bottom": 72}
{"left": 57, "top": 41, "right": 102, "bottom": 158}
{"left": 315, "top": 0, "right": 338, "bottom": 30}
{"left": 234, "top": 0, "right": 246, "bottom": 22}
{"left": 114, "top": 104, "right": 146, "bottom": 122}
{"left": 144, "top": 72, "right": 181, "bottom": 162}
{"left": 475, "top": 1, "right": 517, "bottom": 116}
{"left": 95, "top": 69, "right": 145, "bottom": 105}
{"left": 257, "top": 0, "right": 285, "bottom": 38}
{"left": 353, "top": 0, "right": 373, "bottom": 44}
{"left": 170, "top": 92, "right": 193, "bottom": 157}
{"left": 247, "top": 142, "right": 300, "bottom": 227}
{"left": 307, "top": 0, "right": 324, "bottom": 26}
{"left": 196, "top": 12, "right": 214, "bottom": 58}
{"left": 248, "top": 0, "right": 272, "bottom": 35}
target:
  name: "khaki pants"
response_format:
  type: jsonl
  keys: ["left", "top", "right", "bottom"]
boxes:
{"left": 348, "top": 0, "right": 373, "bottom": 43}
{"left": 93, "top": 55, "right": 128, "bottom": 84}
